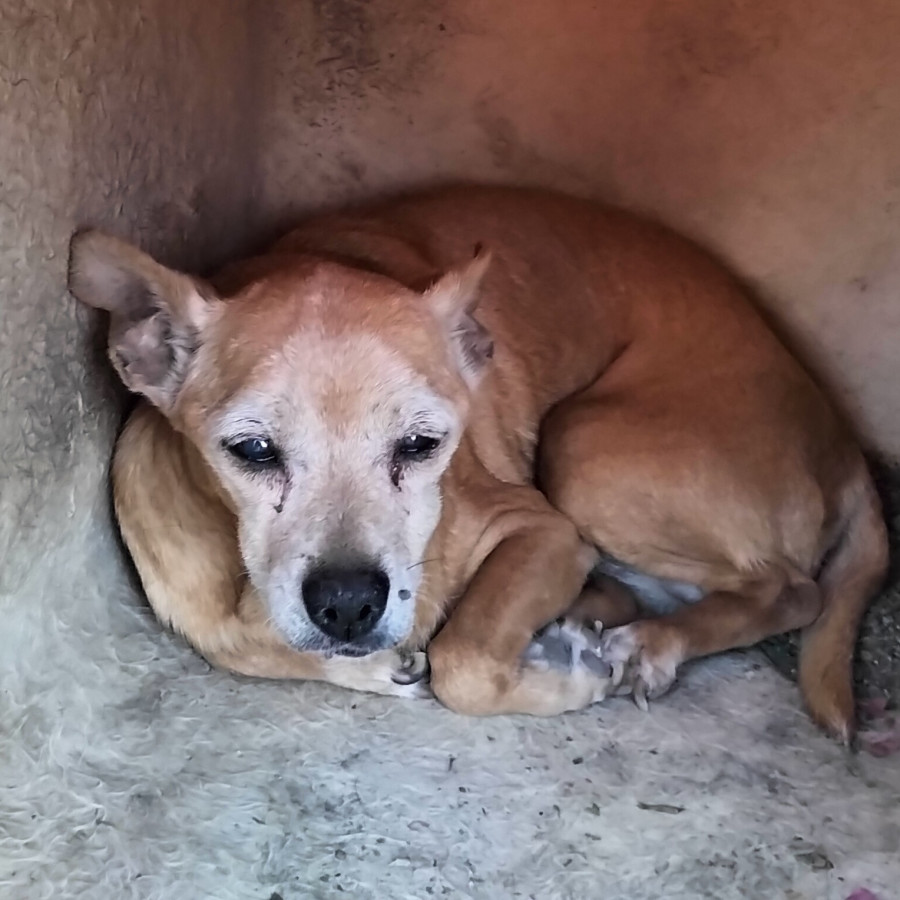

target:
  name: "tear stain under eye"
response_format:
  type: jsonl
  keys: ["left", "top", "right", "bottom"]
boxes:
{"left": 274, "top": 473, "right": 292, "bottom": 514}
{"left": 391, "top": 461, "right": 403, "bottom": 490}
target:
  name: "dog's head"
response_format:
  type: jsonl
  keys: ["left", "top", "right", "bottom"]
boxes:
{"left": 68, "top": 231, "right": 493, "bottom": 656}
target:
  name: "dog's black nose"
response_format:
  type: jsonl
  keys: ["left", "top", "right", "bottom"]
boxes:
{"left": 302, "top": 565, "right": 389, "bottom": 643}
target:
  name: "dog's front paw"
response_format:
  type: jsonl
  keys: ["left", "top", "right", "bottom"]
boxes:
{"left": 328, "top": 647, "right": 433, "bottom": 700}
{"left": 600, "top": 622, "right": 681, "bottom": 711}
{"left": 523, "top": 617, "right": 613, "bottom": 704}
{"left": 390, "top": 648, "right": 433, "bottom": 699}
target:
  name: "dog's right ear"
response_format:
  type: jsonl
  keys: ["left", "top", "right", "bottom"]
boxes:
{"left": 424, "top": 247, "right": 494, "bottom": 388}
{"left": 68, "top": 230, "right": 218, "bottom": 412}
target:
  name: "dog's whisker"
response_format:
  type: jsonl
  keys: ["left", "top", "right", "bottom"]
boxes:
{"left": 406, "top": 557, "right": 443, "bottom": 571}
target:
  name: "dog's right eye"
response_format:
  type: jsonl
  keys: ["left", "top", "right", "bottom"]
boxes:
{"left": 226, "top": 437, "right": 279, "bottom": 466}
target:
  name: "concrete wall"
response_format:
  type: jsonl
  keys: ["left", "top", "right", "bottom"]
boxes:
{"left": 260, "top": 0, "right": 900, "bottom": 456}
{"left": 0, "top": 0, "right": 258, "bottom": 638}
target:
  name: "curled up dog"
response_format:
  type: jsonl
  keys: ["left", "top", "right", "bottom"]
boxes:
{"left": 67, "top": 186, "right": 888, "bottom": 742}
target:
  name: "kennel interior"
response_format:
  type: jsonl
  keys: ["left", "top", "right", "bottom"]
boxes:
{"left": 2, "top": 2, "right": 900, "bottom": 898}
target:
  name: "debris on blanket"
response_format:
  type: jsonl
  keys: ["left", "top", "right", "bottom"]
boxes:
{"left": 859, "top": 697, "right": 889, "bottom": 718}
{"left": 789, "top": 837, "right": 833, "bottom": 871}
{"left": 636, "top": 801, "right": 685, "bottom": 815}
{"left": 858, "top": 726, "right": 900, "bottom": 758}
{"left": 857, "top": 695, "right": 900, "bottom": 757}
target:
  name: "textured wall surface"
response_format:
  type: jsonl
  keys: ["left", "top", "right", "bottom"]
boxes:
{"left": 260, "top": 0, "right": 900, "bottom": 455}
{"left": 0, "top": 0, "right": 258, "bottom": 603}
{"left": 2, "top": 2, "right": 899, "bottom": 897}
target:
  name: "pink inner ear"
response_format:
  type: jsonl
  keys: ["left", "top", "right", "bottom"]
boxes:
{"left": 453, "top": 313, "right": 494, "bottom": 371}
{"left": 111, "top": 314, "right": 175, "bottom": 388}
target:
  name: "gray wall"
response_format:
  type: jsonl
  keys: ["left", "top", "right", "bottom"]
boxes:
{"left": 1, "top": 0, "right": 258, "bottom": 647}
{"left": 2, "top": 0, "right": 899, "bottom": 628}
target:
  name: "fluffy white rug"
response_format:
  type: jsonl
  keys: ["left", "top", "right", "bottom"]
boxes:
{"left": 2, "top": 514, "right": 899, "bottom": 900}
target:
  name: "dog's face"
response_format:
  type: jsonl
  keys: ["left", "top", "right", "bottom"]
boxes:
{"left": 68, "top": 234, "right": 493, "bottom": 656}
{"left": 182, "top": 270, "right": 482, "bottom": 656}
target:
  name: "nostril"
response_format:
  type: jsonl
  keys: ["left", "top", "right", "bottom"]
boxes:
{"left": 302, "top": 563, "right": 389, "bottom": 641}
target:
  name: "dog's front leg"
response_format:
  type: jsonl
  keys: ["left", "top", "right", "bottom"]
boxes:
{"left": 210, "top": 639, "right": 432, "bottom": 701}
{"left": 428, "top": 510, "right": 611, "bottom": 716}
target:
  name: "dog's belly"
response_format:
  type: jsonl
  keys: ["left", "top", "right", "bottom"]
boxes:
{"left": 593, "top": 553, "right": 703, "bottom": 615}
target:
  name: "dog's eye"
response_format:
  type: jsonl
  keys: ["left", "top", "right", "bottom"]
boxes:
{"left": 395, "top": 434, "right": 441, "bottom": 461}
{"left": 227, "top": 437, "right": 279, "bottom": 466}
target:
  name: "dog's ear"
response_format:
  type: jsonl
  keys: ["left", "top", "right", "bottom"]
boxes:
{"left": 424, "top": 246, "right": 493, "bottom": 386}
{"left": 68, "top": 230, "right": 218, "bottom": 412}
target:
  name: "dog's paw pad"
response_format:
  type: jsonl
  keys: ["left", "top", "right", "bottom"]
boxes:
{"left": 519, "top": 618, "right": 614, "bottom": 707}
{"left": 524, "top": 617, "right": 607, "bottom": 674}
{"left": 580, "top": 648, "right": 613, "bottom": 679}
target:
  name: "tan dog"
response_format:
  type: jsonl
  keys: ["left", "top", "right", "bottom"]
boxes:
{"left": 67, "top": 186, "right": 887, "bottom": 742}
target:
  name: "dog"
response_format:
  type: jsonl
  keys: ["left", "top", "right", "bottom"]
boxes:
{"left": 67, "top": 185, "right": 887, "bottom": 742}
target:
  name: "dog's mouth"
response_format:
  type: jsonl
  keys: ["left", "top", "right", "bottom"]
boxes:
{"left": 332, "top": 643, "right": 374, "bottom": 658}
{"left": 300, "top": 632, "right": 401, "bottom": 658}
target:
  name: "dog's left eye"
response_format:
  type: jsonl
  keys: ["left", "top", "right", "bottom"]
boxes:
{"left": 227, "top": 437, "right": 279, "bottom": 466}
{"left": 395, "top": 434, "right": 441, "bottom": 461}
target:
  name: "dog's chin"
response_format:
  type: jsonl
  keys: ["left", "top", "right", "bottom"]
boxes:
{"left": 331, "top": 631, "right": 406, "bottom": 657}
{"left": 332, "top": 643, "right": 375, "bottom": 658}
{"left": 289, "top": 631, "right": 402, "bottom": 658}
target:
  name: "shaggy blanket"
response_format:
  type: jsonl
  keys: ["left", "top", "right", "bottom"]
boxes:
{"left": 2, "top": 518, "right": 899, "bottom": 900}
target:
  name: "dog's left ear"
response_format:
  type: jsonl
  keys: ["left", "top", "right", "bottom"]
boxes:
{"left": 424, "top": 246, "right": 493, "bottom": 386}
{"left": 68, "top": 230, "right": 219, "bottom": 413}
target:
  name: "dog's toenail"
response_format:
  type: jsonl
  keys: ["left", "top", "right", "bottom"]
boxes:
{"left": 634, "top": 681, "right": 650, "bottom": 712}
{"left": 392, "top": 651, "right": 429, "bottom": 685}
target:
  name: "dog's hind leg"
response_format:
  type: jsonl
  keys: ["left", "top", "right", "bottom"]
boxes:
{"left": 537, "top": 374, "right": 877, "bottom": 738}
{"left": 599, "top": 568, "right": 822, "bottom": 709}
